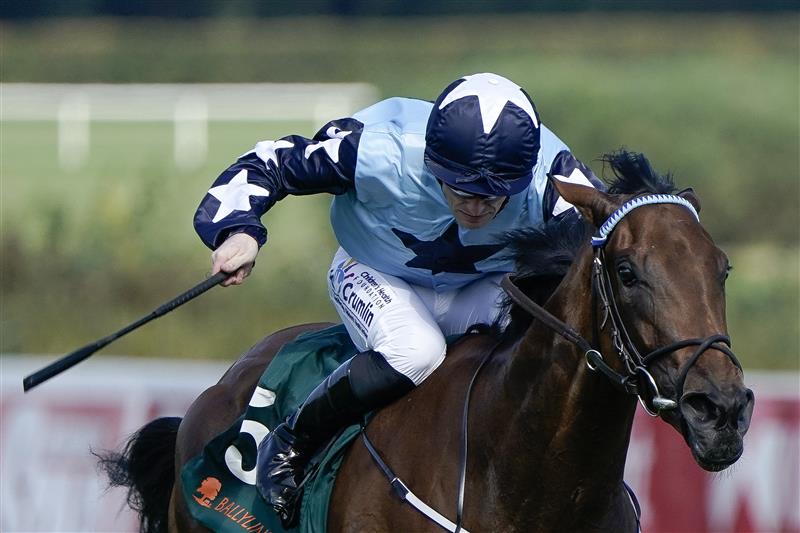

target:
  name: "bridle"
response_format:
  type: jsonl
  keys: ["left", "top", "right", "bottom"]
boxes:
{"left": 502, "top": 193, "right": 742, "bottom": 416}
{"left": 363, "top": 193, "right": 744, "bottom": 533}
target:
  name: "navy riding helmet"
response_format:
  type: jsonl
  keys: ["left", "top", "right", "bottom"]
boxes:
{"left": 424, "top": 73, "right": 541, "bottom": 197}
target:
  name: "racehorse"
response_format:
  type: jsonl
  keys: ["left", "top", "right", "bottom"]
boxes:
{"left": 101, "top": 151, "right": 754, "bottom": 532}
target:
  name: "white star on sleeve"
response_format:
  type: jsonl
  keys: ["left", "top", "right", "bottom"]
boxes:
{"left": 253, "top": 139, "right": 295, "bottom": 166}
{"left": 304, "top": 127, "right": 352, "bottom": 163}
{"left": 552, "top": 167, "right": 593, "bottom": 216}
{"left": 208, "top": 169, "right": 271, "bottom": 223}
{"left": 438, "top": 73, "right": 539, "bottom": 134}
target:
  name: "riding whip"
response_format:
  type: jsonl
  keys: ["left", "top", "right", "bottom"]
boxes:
{"left": 22, "top": 271, "right": 229, "bottom": 392}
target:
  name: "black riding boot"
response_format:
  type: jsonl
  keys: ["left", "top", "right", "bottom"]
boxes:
{"left": 255, "top": 349, "right": 414, "bottom": 528}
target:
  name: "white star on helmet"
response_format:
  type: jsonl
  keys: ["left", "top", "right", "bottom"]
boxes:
{"left": 438, "top": 72, "right": 539, "bottom": 134}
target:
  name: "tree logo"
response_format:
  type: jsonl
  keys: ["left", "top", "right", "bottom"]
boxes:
{"left": 193, "top": 477, "right": 222, "bottom": 508}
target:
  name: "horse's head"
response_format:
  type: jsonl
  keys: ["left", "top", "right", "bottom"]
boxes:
{"left": 553, "top": 152, "right": 754, "bottom": 472}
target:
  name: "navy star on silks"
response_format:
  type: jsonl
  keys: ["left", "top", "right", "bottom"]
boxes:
{"left": 392, "top": 223, "right": 505, "bottom": 275}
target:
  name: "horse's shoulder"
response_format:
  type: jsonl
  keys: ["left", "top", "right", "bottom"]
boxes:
{"left": 445, "top": 332, "right": 506, "bottom": 369}
{"left": 450, "top": 330, "right": 504, "bottom": 350}
{"left": 414, "top": 331, "right": 514, "bottom": 400}
{"left": 399, "top": 332, "right": 505, "bottom": 405}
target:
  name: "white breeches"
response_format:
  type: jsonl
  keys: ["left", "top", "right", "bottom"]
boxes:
{"left": 327, "top": 248, "right": 507, "bottom": 385}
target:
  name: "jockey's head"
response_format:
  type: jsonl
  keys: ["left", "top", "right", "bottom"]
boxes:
{"left": 425, "top": 73, "right": 540, "bottom": 229}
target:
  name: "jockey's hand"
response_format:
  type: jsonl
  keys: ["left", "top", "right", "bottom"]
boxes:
{"left": 211, "top": 232, "right": 259, "bottom": 287}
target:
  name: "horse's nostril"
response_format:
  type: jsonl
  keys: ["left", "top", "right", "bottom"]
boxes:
{"left": 683, "top": 394, "right": 721, "bottom": 425}
{"left": 734, "top": 389, "right": 755, "bottom": 432}
{"left": 735, "top": 408, "right": 747, "bottom": 430}
{"left": 684, "top": 389, "right": 754, "bottom": 432}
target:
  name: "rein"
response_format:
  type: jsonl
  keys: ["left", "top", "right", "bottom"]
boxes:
{"left": 363, "top": 193, "right": 739, "bottom": 532}
{"left": 503, "top": 193, "right": 742, "bottom": 416}
{"left": 361, "top": 334, "right": 503, "bottom": 533}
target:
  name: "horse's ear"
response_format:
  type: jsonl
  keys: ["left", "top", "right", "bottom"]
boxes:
{"left": 677, "top": 187, "right": 701, "bottom": 213}
{"left": 550, "top": 177, "right": 617, "bottom": 227}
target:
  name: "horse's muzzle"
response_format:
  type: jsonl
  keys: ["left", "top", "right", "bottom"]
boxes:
{"left": 680, "top": 387, "right": 755, "bottom": 471}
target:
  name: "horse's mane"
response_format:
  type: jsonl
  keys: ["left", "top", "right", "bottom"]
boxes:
{"left": 603, "top": 149, "right": 677, "bottom": 195}
{"left": 493, "top": 149, "right": 677, "bottom": 336}
{"left": 494, "top": 215, "right": 590, "bottom": 336}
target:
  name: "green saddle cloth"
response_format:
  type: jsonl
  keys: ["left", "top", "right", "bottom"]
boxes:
{"left": 180, "top": 324, "right": 362, "bottom": 533}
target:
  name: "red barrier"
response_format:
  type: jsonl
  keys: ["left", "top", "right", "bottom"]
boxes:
{"left": 0, "top": 357, "right": 225, "bottom": 532}
{"left": 2, "top": 358, "right": 797, "bottom": 532}
{"left": 627, "top": 373, "right": 800, "bottom": 533}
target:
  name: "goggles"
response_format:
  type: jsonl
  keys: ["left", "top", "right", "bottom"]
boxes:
{"left": 444, "top": 183, "right": 503, "bottom": 202}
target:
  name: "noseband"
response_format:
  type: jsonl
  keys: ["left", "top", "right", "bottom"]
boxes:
{"left": 503, "top": 194, "right": 742, "bottom": 416}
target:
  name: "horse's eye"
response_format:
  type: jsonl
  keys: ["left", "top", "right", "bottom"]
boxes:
{"left": 723, "top": 264, "right": 733, "bottom": 282}
{"left": 617, "top": 264, "right": 638, "bottom": 287}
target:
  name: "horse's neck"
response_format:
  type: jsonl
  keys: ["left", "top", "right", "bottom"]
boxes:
{"left": 477, "top": 248, "right": 638, "bottom": 527}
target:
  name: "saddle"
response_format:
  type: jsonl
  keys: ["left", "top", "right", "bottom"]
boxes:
{"left": 180, "top": 324, "right": 362, "bottom": 533}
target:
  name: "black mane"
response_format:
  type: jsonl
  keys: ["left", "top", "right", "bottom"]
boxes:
{"left": 494, "top": 214, "right": 590, "bottom": 335}
{"left": 504, "top": 214, "right": 589, "bottom": 282}
{"left": 603, "top": 149, "right": 676, "bottom": 195}
{"left": 494, "top": 149, "right": 676, "bottom": 335}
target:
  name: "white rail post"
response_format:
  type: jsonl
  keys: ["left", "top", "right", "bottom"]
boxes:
{"left": 173, "top": 92, "right": 208, "bottom": 171}
{"left": 57, "top": 92, "right": 90, "bottom": 170}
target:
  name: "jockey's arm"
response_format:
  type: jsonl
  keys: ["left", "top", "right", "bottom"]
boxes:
{"left": 542, "top": 149, "right": 606, "bottom": 222}
{"left": 194, "top": 118, "right": 364, "bottom": 285}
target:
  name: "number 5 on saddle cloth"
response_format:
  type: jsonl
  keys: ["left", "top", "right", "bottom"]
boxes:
{"left": 181, "top": 324, "right": 368, "bottom": 533}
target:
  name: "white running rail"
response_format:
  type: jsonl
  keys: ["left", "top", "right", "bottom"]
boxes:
{"left": 1, "top": 83, "right": 379, "bottom": 170}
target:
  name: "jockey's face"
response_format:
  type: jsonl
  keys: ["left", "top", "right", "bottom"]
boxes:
{"left": 441, "top": 183, "right": 507, "bottom": 229}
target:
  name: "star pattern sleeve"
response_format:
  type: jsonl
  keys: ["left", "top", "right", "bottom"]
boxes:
{"left": 543, "top": 150, "right": 606, "bottom": 222}
{"left": 194, "top": 117, "right": 364, "bottom": 249}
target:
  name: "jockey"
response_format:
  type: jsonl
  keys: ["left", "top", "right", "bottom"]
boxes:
{"left": 193, "top": 72, "right": 603, "bottom": 526}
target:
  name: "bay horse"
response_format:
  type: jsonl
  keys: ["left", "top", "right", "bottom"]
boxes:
{"left": 102, "top": 151, "right": 754, "bottom": 532}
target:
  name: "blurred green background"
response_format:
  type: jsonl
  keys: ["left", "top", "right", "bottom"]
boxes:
{"left": 1, "top": 10, "right": 798, "bottom": 370}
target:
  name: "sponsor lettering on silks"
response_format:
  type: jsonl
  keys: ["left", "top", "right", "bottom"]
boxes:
{"left": 329, "top": 259, "right": 393, "bottom": 337}
{"left": 357, "top": 272, "right": 393, "bottom": 305}
{"left": 341, "top": 281, "right": 375, "bottom": 328}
